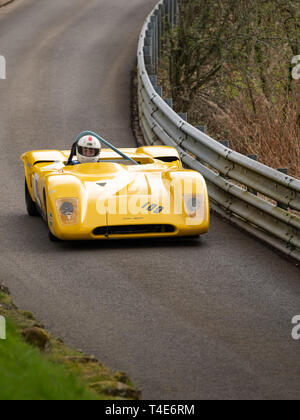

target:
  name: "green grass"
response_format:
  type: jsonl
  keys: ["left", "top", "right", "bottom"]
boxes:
{"left": 0, "top": 287, "right": 140, "bottom": 400}
{"left": 0, "top": 319, "right": 100, "bottom": 400}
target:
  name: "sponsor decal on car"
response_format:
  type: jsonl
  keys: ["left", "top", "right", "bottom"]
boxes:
{"left": 49, "top": 212, "right": 53, "bottom": 227}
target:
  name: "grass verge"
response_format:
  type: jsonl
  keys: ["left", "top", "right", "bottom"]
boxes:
{"left": 0, "top": 284, "right": 140, "bottom": 400}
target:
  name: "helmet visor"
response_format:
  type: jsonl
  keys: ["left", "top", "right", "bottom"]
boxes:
{"left": 78, "top": 146, "right": 100, "bottom": 157}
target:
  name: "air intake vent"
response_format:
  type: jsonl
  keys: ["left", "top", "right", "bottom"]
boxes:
{"left": 157, "top": 156, "right": 179, "bottom": 162}
{"left": 93, "top": 224, "right": 175, "bottom": 236}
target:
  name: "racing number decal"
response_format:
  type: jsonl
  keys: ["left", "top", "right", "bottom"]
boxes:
{"left": 142, "top": 202, "right": 164, "bottom": 214}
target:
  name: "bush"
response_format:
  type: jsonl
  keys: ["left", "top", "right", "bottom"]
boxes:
{"left": 159, "top": 0, "right": 300, "bottom": 178}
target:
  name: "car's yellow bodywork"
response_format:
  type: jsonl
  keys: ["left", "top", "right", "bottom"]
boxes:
{"left": 21, "top": 146, "right": 210, "bottom": 240}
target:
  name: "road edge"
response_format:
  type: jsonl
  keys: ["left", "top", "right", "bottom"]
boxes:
{"left": 0, "top": 283, "right": 141, "bottom": 400}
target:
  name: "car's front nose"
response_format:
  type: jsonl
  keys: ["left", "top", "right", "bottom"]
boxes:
{"left": 49, "top": 190, "right": 209, "bottom": 241}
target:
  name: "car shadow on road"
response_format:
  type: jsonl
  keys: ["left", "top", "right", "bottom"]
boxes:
{"left": 60, "top": 236, "right": 205, "bottom": 252}
{"left": 9, "top": 214, "right": 208, "bottom": 253}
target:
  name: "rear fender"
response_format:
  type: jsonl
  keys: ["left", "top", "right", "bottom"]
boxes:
{"left": 22, "top": 153, "right": 35, "bottom": 200}
{"left": 137, "top": 146, "right": 181, "bottom": 164}
{"left": 21, "top": 151, "right": 69, "bottom": 201}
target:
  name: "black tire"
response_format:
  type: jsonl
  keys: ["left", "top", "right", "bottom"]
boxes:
{"left": 48, "top": 230, "right": 60, "bottom": 242}
{"left": 44, "top": 194, "right": 61, "bottom": 242}
{"left": 25, "top": 179, "right": 39, "bottom": 217}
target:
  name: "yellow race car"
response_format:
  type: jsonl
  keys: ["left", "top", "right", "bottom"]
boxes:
{"left": 21, "top": 131, "right": 210, "bottom": 241}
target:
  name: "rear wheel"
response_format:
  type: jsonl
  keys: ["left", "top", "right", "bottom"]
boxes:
{"left": 25, "top": 179, "right": 39, "bottom": 217}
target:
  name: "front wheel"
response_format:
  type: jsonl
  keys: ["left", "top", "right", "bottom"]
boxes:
{"left": 48, "top": 230, "right": 60, "bottom": 242}
{"left": 44, "top": 194, "right": 61, "bottom": 242}
{"left": 25, "top": 179, "right": 39, "bottom": 217}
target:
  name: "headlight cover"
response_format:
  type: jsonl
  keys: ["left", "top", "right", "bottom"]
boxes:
{"left": 56, "top": 198, "right": 79, "bottom": 225}
{"left": 184, "top": 195, "right": 202, "bottom": 217}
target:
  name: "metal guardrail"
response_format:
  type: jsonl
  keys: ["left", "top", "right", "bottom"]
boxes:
{"left": 137, "top": 0, "right": 300, "bottom": 261}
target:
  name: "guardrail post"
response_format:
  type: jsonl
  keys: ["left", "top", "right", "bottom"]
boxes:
{"left": 167, "top": 0, "right": 172, "bottom": 26}
{"left": 161, "top": 3, "right": 165, "bottom": 53}
{"left": 196, "top": 126, "right": 206, "bottom": 134}
{"left": 149, "top": 18, "right": 156, "bottom": 72}
{"left": 151, "top": 10, "right": 159, "bottom": 71}
{"left": 178, "top": 112, "right": 188, "bottom": 122}
{"left": 155, "top": 8, "right": 162, "bottom": 60}
{"left": 170, "top": 0, "right": 175, "bottom": 27}
{"left": 154, "top": 86, "right": 163, "bottom": 97}
{"left": 247, "top": 155, "right": 258, "bottom": 196}
{"left": 149, "top": 75, "right": 158, "bottom": 86}
{"left": 219, "top": 140, "right": 230, "bottom": 148}
{"left": 164, "top": 98, "right": 173, "bottom": 108}
{"left": 165, "top": 0, "right": 169, "bottom": 24}
{"left": 155, "top": 9, "right": 160, "bottom": 65}
{"left": 174, "top": 0, "right": 178, "bottom": 25}
{"left": 144, "top": 45, "right": 151, "bottom": 60}
{"left": 277, "top": 168, "right": 288, "bottom": 175}
{"left": 159, "top": 2, "right": 166, "bottom": 52}
{"left": 248, "top": 155, "right": 258, "bottom": 161}
{"left": 145, "top": 28, "right": 155, "bottom": 75}
{"left": 277, "top": 169, "right": 289, "bottom": 210}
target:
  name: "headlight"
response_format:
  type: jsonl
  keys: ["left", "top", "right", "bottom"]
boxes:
{"left": 56, "top": 198, "right": 79, "bottom": 225}
{"left": 184, "top": 195, "right": 201, "bottom": 216}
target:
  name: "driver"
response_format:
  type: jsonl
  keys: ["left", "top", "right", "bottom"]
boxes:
{"left": 76, "top": 135, "right": 101, "bottom": 163}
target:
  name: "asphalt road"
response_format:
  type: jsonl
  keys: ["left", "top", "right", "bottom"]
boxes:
{"left": 0, "top": 0, "right": 300, "bottom": 400}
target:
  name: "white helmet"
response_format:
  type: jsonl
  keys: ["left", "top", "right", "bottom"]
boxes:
{"left": 76, "top": 135, "right": 101, "bottom": 163}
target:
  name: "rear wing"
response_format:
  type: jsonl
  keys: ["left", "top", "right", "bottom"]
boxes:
{"left": 137, "top": 146, "right": 181, "bottom": 162}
